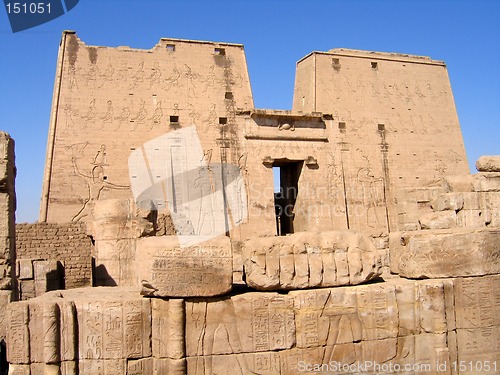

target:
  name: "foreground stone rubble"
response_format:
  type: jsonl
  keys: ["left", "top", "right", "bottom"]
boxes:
{"left": 1, "top": 32, "right": 499, "bottom": 374}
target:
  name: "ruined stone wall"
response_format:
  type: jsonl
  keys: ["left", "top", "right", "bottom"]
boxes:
{"left": 293, "top": 49, "right": 469, "bottom": 233}
{"left": 15, "top": 222, "right": 92, "bottom": 294}
{"left": 0, "top": 132, "right": 15, "bottom": 356}
{"left": 6, "top": 274, "right": 499, "bottom": 374}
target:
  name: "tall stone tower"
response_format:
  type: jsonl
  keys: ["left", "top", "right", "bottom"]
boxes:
{"left": 40, "top": 31, "right": 253, "bottom": 224}
{"left": 292, "top": 48, "right": 469, "bottom": 231}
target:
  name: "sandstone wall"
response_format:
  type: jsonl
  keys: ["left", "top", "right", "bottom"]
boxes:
{"left": 40, "top": 32, "right": 253, "bottom": 225}
{"left": 0, "top": 131, "right": 15, "bottom": 363}
{"left": 7, "top": 275, "right": 499, "bottom": 374}
{"left": 293, "top": 49, "right": 469, "bottom": 233}
{"left": 41, "top": 34, "right": 471, "bottom": 241}
{"left": 15, "top": 222, "right": 92, "bottom": 296}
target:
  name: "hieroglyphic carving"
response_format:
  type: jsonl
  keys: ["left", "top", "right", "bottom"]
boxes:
{"left": 83, "top": 63, "right": 99, "bottom": 87}
{"left": 59, "top": 301, "right": 76, "bottom": 362}
{"left": 77, "top": 298, "right": 151, "bottom": 361}
{"left": 63, "top": 101, "right": 78, "bottom": 133}
{"left": 99, "top": 61, "right": 115, "bottom": 87}
{"left": 129, "top": 62, "right": 145, "bottom": 90}
{"left": 130, "top": 99, "right": 147, "bottom": 130}
{"left": 186, "top": 292, "right": 294, "bottom": 374}
{"left": 454, "top": 275, "right": 499, "bottom": 330}
{"left": 115, "top": 99, "right": 131, "bottom": 129}
{"left": 149, "top": 62, "right": 162, "bottom": 88}
{"left": 99, "top": 100, "right": 113, "bottom": 129}
{"left": 79, "top": 301, "right": 103, "bottom": 359}
{"left": 42, "top": 302, "right": 60, "bottom": 364}
{"left": 149, "top": 100, "right": 163, "bottom": 126}
{"left": 165, "top": 65, "right": 181, "bottom": 89}
{"left": 7, "top": 303, "right": 30, "bottom": 364}
{"left": 81, "top": 99, "right": 97, "bottom": 129}
{"left": 70, "top": 144, "right": 129, "bottom": 222}
{"left": 356, "top": 284, "right": 398, "bottom": 341}
{"left": 185, "top": 64, "right": 198, "bottom": 98}
{"left": 141, "top": 241, "right": 232, "bottom": 297}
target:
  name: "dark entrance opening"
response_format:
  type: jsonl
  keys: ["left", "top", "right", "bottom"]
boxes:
{"left": 273, "top": 160, "right": 303, "bottom": 235}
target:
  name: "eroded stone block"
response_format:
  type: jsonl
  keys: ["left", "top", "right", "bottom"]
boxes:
{"left": 398, "top": 229, "right": 500, "bottom": 278}
{"left": 7, "top": 302, "right": 30, "bottom": 364}
{"left": 473, "top": 172, "right": 500, "bottom": 192}
{"left": 137, "top": 235, "right": 232, "bottom": 297}
{"left": 431, "top": 193, "right": 464, "bottom": 211}
{"left": 419, "top": 211, "right": 456, "bottom": 229}
{"left": 152, "top": 298, "right": 185, "bottom": 360}
{"left": 242, "top": 231, "right": 381, "bottom": 290}
{"left": 187, "top": 352, "right": 280, "bottom": 375}
{"left": 186, "top": 292, "right": 295, "bottom": 357}
{"left": 476, "top": 155, "right": 500, "bottom": 172}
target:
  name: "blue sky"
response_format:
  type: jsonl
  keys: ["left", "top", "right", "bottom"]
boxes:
{"left": 1, "top": 0, "right": 499, "bottom": 223}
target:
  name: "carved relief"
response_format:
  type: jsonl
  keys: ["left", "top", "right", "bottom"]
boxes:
{"left": 149, "top": 62, "right": 162, "bottom": 88}
{"left": 81, "top": 99, "right": 97, "bottom": 129}
{"left": 130, "top": 99, "right": 147, "bottom": 130}
{"left": 149, "top": 100, "right": 163, "bottom": 126}
{"left": 129, "top": 62, "right": 145, "bottom": 90}
{"left": 70, "top": 143, "right": 129, "bottom": 221}
{"left": 99, "top": 100, "right": 114, "bottom": 129}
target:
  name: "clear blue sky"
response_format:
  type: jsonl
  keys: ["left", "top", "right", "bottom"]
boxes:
{"left": 1, "top": 0, "right": 499, "bottom": 223}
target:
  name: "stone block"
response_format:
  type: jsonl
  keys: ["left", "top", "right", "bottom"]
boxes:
{"left": 186, "top": 292, "right": 295, "bottom": 357}
{"left": 19, "top": 279, "right": 35, "bottom": 300}
{"left": 17, "top": 259, "right": 33, "bottom": 280}
{"left": 430, "top": 192, "right": 464, "bottom": 211}
{"left": 473, "top": 172, "right": 500, "bottom": 192}
{"left": 242, "top": 231, "right": 381, "bottom": 290}
{"left": 7, "top": 302, "right": 30, "bottom": 364}
{"left": 76, "top": 297, "right": 152, "bottom": 360}
{"left": 419, "top": 210, "right": 456, "bottom": 229}
{"left": 456, "top": 209, "right": 489, "bottom": 228}
{"left": 388, "top": 231, "right": 408, "bottom": 274}
{"left": 151, "top": 299, "right": 185, "bottom": 360}
{"left": 154, "top": 358, "right": 186, "bottom": 375}
{"left": 78, "top": 359, "right": 126, "bottom": 375}
{"left": 461, "top": 191, "right": 482, "bottom": 210}
{"left": 476, "top": 155, "right": 500, "bottom": 172}
{"left": 290, "top": 284, "right": 401, "bottom": 349}
{"left": 444, "top": 174, "right": 474, "bottom": 192}
{"left": 187, "top": 352, "right": 280, "bottom": 375}
{"left": 453, "top": 275, "right": 500, "bottom": 330}
{"left": 33, "top": 260, "right": 61, "bottom": 296}
{"left": 136, "top": 235, "right": 232, "bottom": 297}
{"left": 398, "top": 229, "right": 500, "bottom": 278}
{"left": 0, "top": 290, "right": 10, "bottom": 339}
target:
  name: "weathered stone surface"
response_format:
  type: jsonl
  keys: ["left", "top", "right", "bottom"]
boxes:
{"left": 430, "top": 192, "right": 464, "bottom": 211}
{"left": 151, "top": 298, "right": 185, "bottom": 360}
{"left": 137, "top": 235, "right": 232, "bottom": 297}
{"left": 476, "top": 155, "right": 500, "bottom": 172}
{"left": 7, "top": 287, "right": 151, "bottom": 366}
{"left": 186, "top": 292, "right": 295, "bottom": 357}
{"left": 242, "top": 231, "right": 381, "bottom": 290}
{"left": 473, "top": 172, "right": 500, "bottom": 192}
{"left": 7, "top": 276, "right": 500, "bottom": 374}
{"left": 0, "top": 131, "right": 15, "bottom": 349}
{"left": 418, "top": 210, "right": 457, "bottom": 229}
{"left": 444, "top": 174, "right": 474, "bottom": 192}
{"left": 398, "top": 229, "right": 500, "bottom": 278}
{"left": 456, "top": 208, "right": 490, "bottom": 228}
